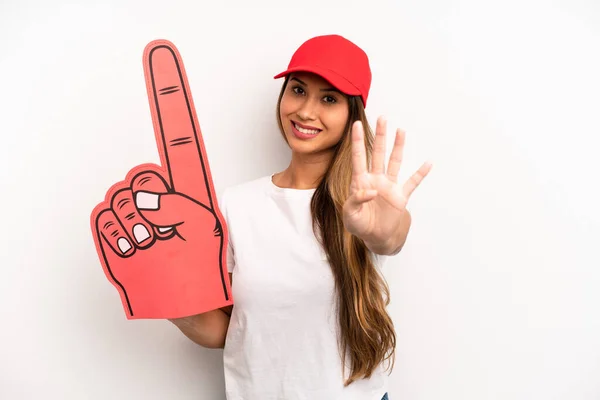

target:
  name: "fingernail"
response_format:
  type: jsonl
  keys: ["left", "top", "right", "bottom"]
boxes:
{"left": 158, "top": 227, "right": 172, "bottom": 233}
{"left": 118, "top": 237, "right": 132, "bottom": 254}
{"left": 136, "top": 191, "right": 159, "bottom": 210}
{"left": 133, "top": 224, "right": 150, "bottom": 243}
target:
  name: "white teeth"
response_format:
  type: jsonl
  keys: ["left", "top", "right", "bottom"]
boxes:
{"left": 294, "top": 123, "right": 320, "bottom": 135}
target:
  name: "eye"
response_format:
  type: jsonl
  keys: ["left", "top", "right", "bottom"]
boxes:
{"left": 292, "top": 86, "right": 305, "bottom": 95}
{"left": 323, "top": 95, "right": 337, "bottom": 104}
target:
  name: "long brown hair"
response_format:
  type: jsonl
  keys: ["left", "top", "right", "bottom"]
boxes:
{"left": 276, "top": 76, "right": 396, "bottom": 385}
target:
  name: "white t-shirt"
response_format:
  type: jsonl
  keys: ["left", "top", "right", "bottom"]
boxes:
{"left": 219, "top": 174, "right": 390, "bottom": 400}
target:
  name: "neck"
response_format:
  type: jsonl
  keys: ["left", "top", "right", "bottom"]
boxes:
{"left": 273, "top": 150, "right": 334, "bottom": 189}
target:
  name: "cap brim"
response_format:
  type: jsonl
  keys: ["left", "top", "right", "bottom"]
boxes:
{"left": 273, "top": 66, "right": 361, "bottom": 97}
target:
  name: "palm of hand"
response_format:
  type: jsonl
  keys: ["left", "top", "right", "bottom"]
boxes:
{"left": 342, "top": 117, "right": 432, "bottom": 240}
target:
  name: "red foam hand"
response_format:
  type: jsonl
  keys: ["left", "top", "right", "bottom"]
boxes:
{"left": 90, "top": 40, "right": 233, "bottom": 319}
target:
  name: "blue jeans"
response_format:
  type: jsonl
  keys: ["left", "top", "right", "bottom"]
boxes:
{"left": 382, "top": 393, "right": 389, "bottom": 400}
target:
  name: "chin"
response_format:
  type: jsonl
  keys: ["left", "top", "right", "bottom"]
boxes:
{"left": 289, "top": 139, "right": 337, "bottom": 157}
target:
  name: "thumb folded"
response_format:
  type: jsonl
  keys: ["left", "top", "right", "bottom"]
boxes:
{"left": 134, "top": 191, "right": 209, "bottom": 228}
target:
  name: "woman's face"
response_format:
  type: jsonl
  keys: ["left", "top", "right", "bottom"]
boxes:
{"left": 278, "top": 72, "right": 350, "bottom": 155}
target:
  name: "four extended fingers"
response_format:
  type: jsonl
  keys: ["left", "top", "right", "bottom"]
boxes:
{"left": 352, "top": 116, "right": 431, "bottom": 199}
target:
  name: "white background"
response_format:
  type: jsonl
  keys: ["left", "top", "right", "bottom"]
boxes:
{"left": 1, "top": 0, "right": 599, "bottom": 399}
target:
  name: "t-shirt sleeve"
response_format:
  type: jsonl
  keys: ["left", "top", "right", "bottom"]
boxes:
{"left": 218, "top": 188, "right": 236, "bottom": 273}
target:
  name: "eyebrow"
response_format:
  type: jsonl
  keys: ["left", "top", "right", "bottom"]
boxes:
{"left": 290, "top": 77, "right": 341, "bottom": 94}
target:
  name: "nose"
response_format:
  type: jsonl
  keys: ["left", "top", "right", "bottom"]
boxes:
{"left": 296, "top": 98, "right": 319, "bottom": 121}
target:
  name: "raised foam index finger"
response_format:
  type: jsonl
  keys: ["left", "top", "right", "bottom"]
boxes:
{"left": 143, "top": 40, "right": 213, "bottom": 210}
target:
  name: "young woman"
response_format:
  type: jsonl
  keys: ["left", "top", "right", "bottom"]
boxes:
{"left": 170, "top": 34, "right": 432, "bottom": 400}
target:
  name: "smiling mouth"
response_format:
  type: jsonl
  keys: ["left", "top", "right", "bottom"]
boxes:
{"left": 292, "top": 121, "right": 322, "bottom": 135}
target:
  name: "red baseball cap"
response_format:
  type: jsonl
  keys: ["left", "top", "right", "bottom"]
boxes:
{"left": 273, "top": 34, "right": 372, "bottom": 107}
